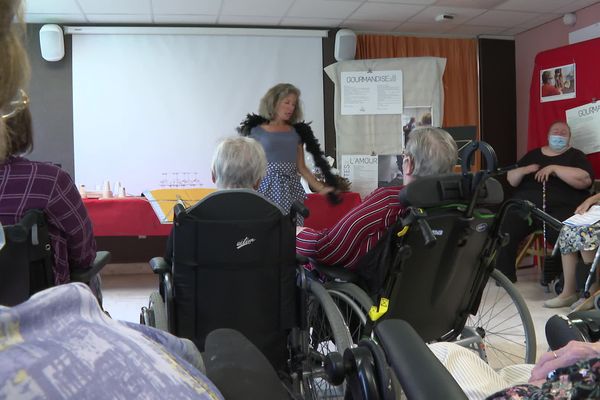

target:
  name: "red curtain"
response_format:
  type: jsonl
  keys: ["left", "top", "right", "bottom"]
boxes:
{"left": 356, "top": 35, "right": 479, "bottom": 129}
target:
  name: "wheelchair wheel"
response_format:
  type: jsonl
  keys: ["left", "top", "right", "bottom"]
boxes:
{"left": 148, "top": 291, "right": 168, "bottom": 332}
{"left": 595, "top": 295, "right": 600, "bottom": 311}
{"left": 325, "top": 282, "right": 374, "bottom": 343}
{"left": 465, "top": 268, "right": 536, "bottom": 370}
{"left": 303, "top": 280, "right": 353, "bottom": 400}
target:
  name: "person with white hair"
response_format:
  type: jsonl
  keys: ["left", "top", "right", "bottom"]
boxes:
{"left": 297, "top": 127, "right": 458, "bottom": 270}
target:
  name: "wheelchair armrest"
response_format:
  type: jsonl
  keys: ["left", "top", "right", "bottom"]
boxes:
{"left": 149, "top": 257, "right": 171, "bottom": 275}
{"left": 70, "top": 251, "right": 111, "bottom": 282}
{"left": 374, "top": 320, "right": 467, "bottom": 400}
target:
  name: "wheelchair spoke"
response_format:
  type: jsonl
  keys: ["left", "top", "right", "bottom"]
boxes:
{"left": 303, "top": 296, "right": 346, "bottom": 399}
{"left": 466, "top": 270, "right": 535, "bottom": 369}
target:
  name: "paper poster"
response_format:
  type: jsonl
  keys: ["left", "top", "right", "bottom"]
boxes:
{"left": 566, "top": 101, "right": 600, "bottom": 154}
{"left": 540, "top": 63, "right": 576, "bottom": 103}
{"left": 401, "top": 106, "right": 433, "bottom": 148}
{"left": 341, "top": 70, "right": 403, "bottom": 115}
{"left": 378, "top": 155, "right": 403, "bottom": 187}
{"left": 341, "top": 155, "right": 378, "bottom": 198}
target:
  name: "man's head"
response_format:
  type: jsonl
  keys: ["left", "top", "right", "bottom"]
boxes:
{"left": 211, "top": 136, "right": 267, "bottom": 190}
{"left": 542, "top": 70, "right": 554, "bottom": 85}
{"left": 403, "top": 127, "right": 457, "bottom": 185}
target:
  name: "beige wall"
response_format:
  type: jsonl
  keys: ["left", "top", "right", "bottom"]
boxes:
{"left": 515, "top": 2, "right": 600, "bottom": 159}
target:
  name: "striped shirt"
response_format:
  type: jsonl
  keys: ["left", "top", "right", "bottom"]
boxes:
{"left": 296, "top": 186, "right": 405, "bottom": 270}
{"left": 0, "top": 156, "right": 96, "bottom": 284}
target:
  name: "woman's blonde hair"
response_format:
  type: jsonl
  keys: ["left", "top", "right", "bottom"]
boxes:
{"left": 0, "top": 0, "right": 30, "bottom": 161}
{"left": 258, "top": 83, "right": 303, "bottom": 124}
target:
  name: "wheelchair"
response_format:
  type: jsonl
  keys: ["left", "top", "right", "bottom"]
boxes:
{"left": 0, "top": 208, "right": 110, "bottom": 306}
{"left": 311, "top": 142, "right": 564, "bottom": 371}
{"left": 139, "top": 189, "right": 353, "bottom": 399}
{"left": 201, "top": 320, "right": 470, "bottom": 400}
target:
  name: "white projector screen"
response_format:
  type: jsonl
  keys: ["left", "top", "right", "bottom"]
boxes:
{"left": 72, "top": 31, "right": 325, "bottom": 195}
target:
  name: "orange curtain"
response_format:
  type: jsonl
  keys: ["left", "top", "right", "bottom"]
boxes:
{"left": 356, "top": 35, "right": 479, "bottom": 131}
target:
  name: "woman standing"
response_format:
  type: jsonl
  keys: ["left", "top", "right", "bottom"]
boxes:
{"left": 239, "top": 83, "right": 337, "bottom": 223}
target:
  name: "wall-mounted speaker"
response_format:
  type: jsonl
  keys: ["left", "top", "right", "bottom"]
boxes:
{"left": 334, "top": 29, "right": 357, "bottom": 62}
{"left": 39, "top": 24, "right": 65, "bottom": 62}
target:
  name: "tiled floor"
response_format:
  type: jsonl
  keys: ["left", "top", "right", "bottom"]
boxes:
{"left": 101, "top": 262, "right": 570, "bottom": 364}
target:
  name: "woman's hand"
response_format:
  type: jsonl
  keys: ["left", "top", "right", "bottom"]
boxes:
{"left": 534, "top": 165, "right": 555, "bottom": 182}
{"left": 529, "top": 341, "right": 600, "bottom": 382}
{"left": 575, "top": 196, "right": 598, "bottom": 214}
{"left": 507, "top": 164, "right": 540, "bottom": 187}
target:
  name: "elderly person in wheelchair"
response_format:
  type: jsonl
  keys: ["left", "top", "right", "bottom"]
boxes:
{"left": 163, "top": 135, "right": 267, "bottom": 264}
{"left": 297, "top": 126, "right": 458, "bottom": 272}
{"left": 0, "top": 0, "right": 106, "bottom": 308}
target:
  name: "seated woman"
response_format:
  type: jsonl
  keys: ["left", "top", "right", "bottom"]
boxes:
{"left": 0, "top": 282, "right": 223, "bottom": 399}
{"left": 164, "top": 136, "right": 267, "bottom": 264}
{"left": 545, "top": 192, "right": 600, "bottom": 308}
{"left": 430, "top": 339, "right": 600, "bottom": 399}
{"left": 0, "top": 104, "right": 97, "bottom": 286}
{"left": 495, "top": 121, "right": 594, "bottom": 283}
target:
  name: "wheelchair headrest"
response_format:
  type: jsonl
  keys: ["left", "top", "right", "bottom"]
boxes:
{"left": 398, "top": 173, "right": 503, "bottom": 208}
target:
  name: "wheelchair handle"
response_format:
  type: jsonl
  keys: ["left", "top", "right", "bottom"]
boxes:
{"left": 528, "top": 203, "right": 564, "bottom": 232}
{"left": 417, "top": 218, "right": 436, "bottom": 248}
{"left": 10, "top": 210, "right": 43, "bottom": 243}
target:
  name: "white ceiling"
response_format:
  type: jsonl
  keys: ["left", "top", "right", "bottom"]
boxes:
{"left": 24, "top": 0, "right": 600, "bottom": 37}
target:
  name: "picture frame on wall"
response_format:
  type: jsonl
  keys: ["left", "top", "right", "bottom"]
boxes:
{"left": 540, "top": 63, "right": 576, "bottom": 103}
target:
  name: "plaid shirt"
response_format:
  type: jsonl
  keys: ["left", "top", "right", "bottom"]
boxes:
{"left": 0, "top": 156, "right": 96, "bottom": 284}
{"left": 296, "top": 186, "right": 405, "bottom": 270}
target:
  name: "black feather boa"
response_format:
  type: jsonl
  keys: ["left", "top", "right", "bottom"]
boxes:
{"left": 238, "top": 113, "right": 341, "bottom": 204}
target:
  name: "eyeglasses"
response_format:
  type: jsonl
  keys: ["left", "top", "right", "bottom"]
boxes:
{"left": 1, "top": 89, "right": 29, "bottom": 120}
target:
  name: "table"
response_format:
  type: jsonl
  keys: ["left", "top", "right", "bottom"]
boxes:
{"left": 83, "top": 197, "right": 171, "bottom": 263}
{"left": 304, "top": 192, "right": 362, "bottom": 230}
{"left": 84, "top": 193, "right": 362, "bottom": 262}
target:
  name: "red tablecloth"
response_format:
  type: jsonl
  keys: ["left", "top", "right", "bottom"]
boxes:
{"left": 83, "top": 197, "right": 172, "bottom": 237}
{"left": 304, "top": 192, "right": 362, "bottom": 230}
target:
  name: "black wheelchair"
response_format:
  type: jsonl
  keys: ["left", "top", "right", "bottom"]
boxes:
{"left": 310, "top": 142, "right": 564, "bottom": 371}
{"left": 139, "top": 189, "right": 353, "bottom": 399}
{"left": 0, "top": 209, "right": 110, "bottom": 306}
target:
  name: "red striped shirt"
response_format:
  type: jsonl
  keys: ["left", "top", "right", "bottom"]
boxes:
{"left": 296, "top": 186, "right": 405, "bottom": 270}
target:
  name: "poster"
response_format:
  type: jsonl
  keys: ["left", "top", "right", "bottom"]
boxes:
{"left": 401, "top": 106, "right": 433, "bottom": 148}
{"left": 378, "top": 155, "right": 403, "bottom": 187}
{"left": 341, "top": 70, "right": 403, "bottom": 115}
{"left": 540, "top": 63, "right": 576, "bottom": 103}
{"left": 566, "top": 101, "right": 600, "bottom": 154}
{"left": 341, "top": 155, "right": 378, "bottom": 198}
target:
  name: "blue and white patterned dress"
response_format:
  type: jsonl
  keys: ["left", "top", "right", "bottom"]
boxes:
{"left": 250, "top": 125, "right": 307, "bottom": 224}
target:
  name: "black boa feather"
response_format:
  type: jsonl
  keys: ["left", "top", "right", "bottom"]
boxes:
{"left": 238, "top": 113, "right": 341, "bottom": 204}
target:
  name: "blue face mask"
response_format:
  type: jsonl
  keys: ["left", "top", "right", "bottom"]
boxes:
{"left": 548, "top": 135, "right": 568, "bottom": 151}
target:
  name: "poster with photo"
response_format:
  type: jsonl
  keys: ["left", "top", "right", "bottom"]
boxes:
{"left": 401, "top": 106, "right": 433, "bottom": 147}
{"left": 378, "top": 155, "right": 403, "bottom": 188}
{"left": 540, "top": 63, "right": 576, "bottom": 103}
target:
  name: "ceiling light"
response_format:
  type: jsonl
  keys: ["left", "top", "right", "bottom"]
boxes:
{"left": 435, "top": 14, "right": 455, "bottom": 22}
